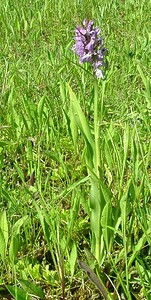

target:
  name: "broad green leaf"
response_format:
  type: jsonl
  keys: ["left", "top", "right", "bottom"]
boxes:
{"left": 0, "top": 210, "right": 8, "bottom": 255}
{"left": 35, "top": 203, "right": 51, "bottom": 245}
{"left": 101, "top": 182, "right": 112, "bottom": 204}
{"left": 101, "top": 202, "right": 113, "bottom": 251}
{"left": 104, "top": 137, "right": 113, "bottom": 170}
{"left": 38, "top": 93, "right": 46, "bottom": 126}
{"left": 44, "top": 150, "right": 60, "bottom": 163}
{"left": 69, "top": 103, "right": 78, "bottom": 149}
{"left": 120, "top": 194, "right": 127, "bottom": 233}
{"left": 69, "top": 242, "right": 77, "bottom": 277}
{"left": 0, "top": 228, "right": 6, "bottom": 262}
{"left": 43, "top": 218, "right": 51, "bottom": 246}
{"left": 137, "top": 65, "right": 147, "bottom": 87}
{"left": 22, "top": 96, "right": 38, "bottom": 131}
{"left": 59, "top": 175, "right": 89, "bottom": 198}
{"left": 90, "top": 175, "right": 102, "bottom": 261}
{"left": 131, "top": 138, "right": 139, "bottom": 182}
{"left": 84, "top": 248, "right": 97, "bottom": 269}
{"left": 11, "top": 216, "right": 28, "bottom": 236}
{"left": 69, "top": 195, "right": 80, "bottom": 234}
{"left": 67, "top": 84, "right": 95, "bottom": 159}
{"left": 1, "top": 188, "right": 16, "bottom": 205}
{"left": 9, "top": 233, "right": 20, "bottom": 262}
{"left": 62, "top": 108, "right": 72, "bottom": 139}
{"left": 21, "top": 112, "right": 31, "bottom": 133}
{"left": 78, "top": 260, "right": 111, "bottom": 299}
{"left": 19, "top": 279, "right": 45, "bottom": 299}
{"left": 123, "top": 125, "right": 129, "bottom": 157}
{"left": 136, "top": 260, "right": 151, "bottom": 287}
{"left": 6, "top": 285, "right": 31, "bottom": 300}
{"left": 128, "top": 227, "right": 151, "bottom": 268}
{"left": 34, "top": 203, "right": 52, "bottom": 246}
{"left": 9, "top": 216, "right": 28, "bottom": 263}
{"left": 137, "top": 65, "right": 151, "bottom": 108}
{"left": 34, "top": 203, "right": 58, "bottom": 271}
{"left": 90, "top": 176, "right": 101, "bottom": 231}
{"left": 67, "top": 83, "right": 95, "bottom": 168}
{"left": 107, "top": 128, "right": 122, "bottom": 178}
{"left": 0, "top": 141, "right": 11, "bottom": 147}
{"left": 60, "top": 81, "right": 66, "bottom": 105}
{"left": 14, "top": 163, "right": 25, "bottom": 184}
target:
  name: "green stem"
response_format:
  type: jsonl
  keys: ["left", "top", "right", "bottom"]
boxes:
{"left": 94, "top": 78, "right": 101, "bottom": 176}
{"left": 91, "top": 80, "right": 106, "bottom": 263}
{"left": 91, "top": 79, "right": 102, "bottom": 263}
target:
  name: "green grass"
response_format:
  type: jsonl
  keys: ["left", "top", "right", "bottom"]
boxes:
{"left": 0, "top": 0, "right": 151, "bottom": 299}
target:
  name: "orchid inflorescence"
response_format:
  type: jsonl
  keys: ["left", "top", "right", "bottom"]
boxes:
{"left": 73, "top": 19, "right": 107, "bottom": 78}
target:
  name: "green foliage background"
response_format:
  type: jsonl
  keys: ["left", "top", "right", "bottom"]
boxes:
{"left": 0, "top": 0, "right": 150, "bottom": 299}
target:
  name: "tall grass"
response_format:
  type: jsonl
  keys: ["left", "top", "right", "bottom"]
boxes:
{"left": 0, "top": 0, "right": 151, "bottom": 299}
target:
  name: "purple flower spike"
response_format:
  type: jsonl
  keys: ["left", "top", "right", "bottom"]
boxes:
{"left": 73, "top": 19, "right": 107, "bottom": 78}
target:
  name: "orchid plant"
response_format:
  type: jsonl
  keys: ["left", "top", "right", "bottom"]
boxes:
{"left": 68, "top": 20, "right": 111, "bottom": 266}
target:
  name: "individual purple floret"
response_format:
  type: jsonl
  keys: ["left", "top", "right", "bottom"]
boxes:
{"left": 73, "top": 19, "right": 107, "bottom": 78}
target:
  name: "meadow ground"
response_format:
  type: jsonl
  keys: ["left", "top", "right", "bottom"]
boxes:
{"left": 0, "top": 0, "right": 151, "bottom": 299}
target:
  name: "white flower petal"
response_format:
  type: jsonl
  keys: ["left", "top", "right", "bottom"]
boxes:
{"left": 95, "top": 69, "right": 104, "bottom": 78}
